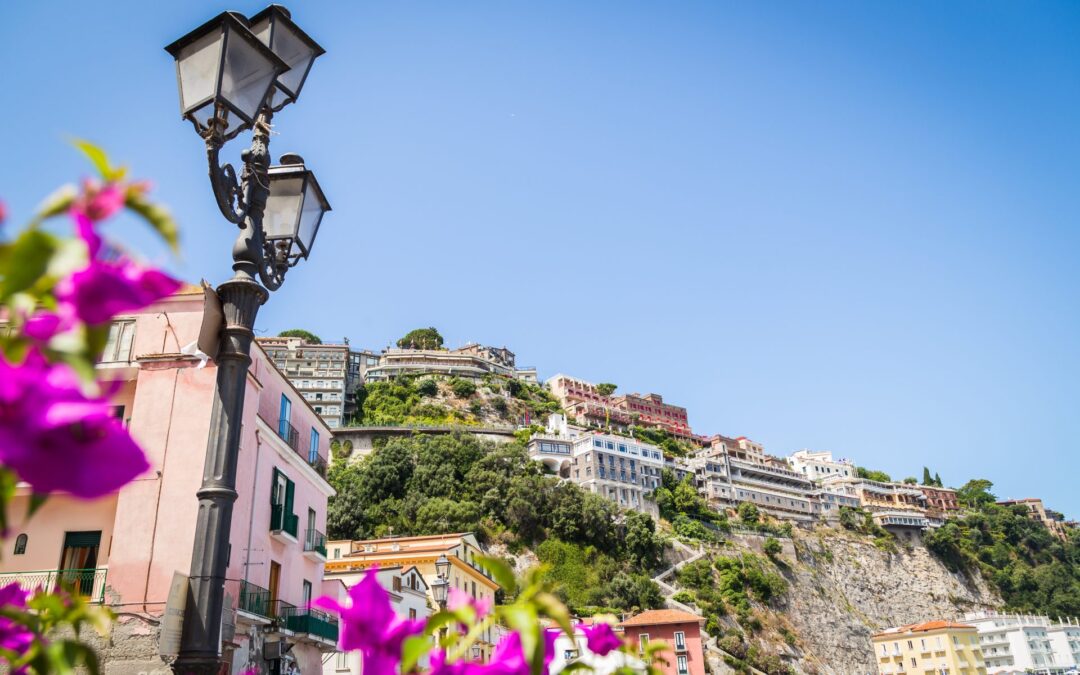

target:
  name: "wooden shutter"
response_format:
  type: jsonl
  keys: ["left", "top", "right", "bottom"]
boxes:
{"left": 285, "top": 476, "right": 295, "bottom": 515}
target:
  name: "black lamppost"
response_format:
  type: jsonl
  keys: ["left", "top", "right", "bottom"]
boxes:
{"left": 432, "top": 555, "right": 451, "bottom": 654}
{"left": 164, "top": 6, "right": 328, "bottom": 672}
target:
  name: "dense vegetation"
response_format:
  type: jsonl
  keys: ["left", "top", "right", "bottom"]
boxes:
{"left": 924, "top": 480, "right": 1080, "bottom": 616}
{"left": 350, "top": 374, "right": 561, "bottom": 427}
{"left": 327, "top": 433, "right": 665, "bottom": 615}
{"left": 397, "top": 327, "right": 444, "bottom": 349}
{"left": 277, "top": 328, "right": 321, "bottom": 343}
{"left": 855, "top": 466, "right": 891, "bottom": 483}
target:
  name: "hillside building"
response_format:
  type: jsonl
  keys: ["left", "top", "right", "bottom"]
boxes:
{"left": 964, "top": 612, "right": 1079, "bottom": 674}
{"left": 548, "top": 619, "right": 643, "bottom": 673}
{"left": 545, "top": 374, "right": 699, "bottom": 443}
{"left": 920, "top": 485, "right": 961, "bottom": 513}
{"left": 618, "top": 609, "right": 707, "bottom": 675}
{"left": 364, "top": 343, "right": 536, "bottom": 383}
{"left": 257, "top": 336, "right": 367, "bottom": 429}
{"left": 997, "top": 498, "right": 1070, "bottom": 541}
{"left": 0, "top": 290, "right": 338, "bottom": 674}
{"left": 788, "top": 450, "right": 856, "bottom": 483}
{"left": 871, "top": 620, "right": 987, "bottom": 675}
{"left": 324, "top": 533, "right": 500, "bottom": 661}
{"left": 821, "top": 475, "right": 931, "bottom": 538}
{"left": 568, "top": 431, "right": 665, "bottom": 516}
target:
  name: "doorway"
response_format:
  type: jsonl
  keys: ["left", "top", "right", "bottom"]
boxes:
{"left": 268, "top": 561, "right": 281, "bottom": 616}
{"left": 59, "top": 531, "right": 101, "bottom": 596}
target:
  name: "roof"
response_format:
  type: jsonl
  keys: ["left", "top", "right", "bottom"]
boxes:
{"left": 618, "top": 609, "right": 704, "bottom": 628}
{"left": 872, "top": 621, "right": 976, "bottom": 638}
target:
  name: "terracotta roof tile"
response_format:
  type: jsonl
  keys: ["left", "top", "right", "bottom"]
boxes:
{"left": 872, "top": 620, "right": 976, "bottom": 638}
{"left": 618, "top": 609, "right": 704, "bottom": 627}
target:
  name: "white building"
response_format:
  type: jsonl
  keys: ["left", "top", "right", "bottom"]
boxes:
{"left": 569, "top": 431, "right": 665, "bottom": 516}
{"left": 548, "top": 621, "right": 645, "bottom": 673}
{"left": 965, "top": 612, "right": 1079, "bottom": 674}
{"left": 788, "top": 449, "right": 856, "bottom": 483}
{"left": 324, "top": 565, "right": 432, "bottom": 675}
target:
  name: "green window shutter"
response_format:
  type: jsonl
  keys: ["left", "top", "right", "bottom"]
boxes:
{"left": 285, "top": 477, "right": 295, "bottom": 515}
{"left": 271, "top": 467, "right": 281, "bottom": 506}
{"left": 63, "top": 531, "right": 102, "bottom": 548}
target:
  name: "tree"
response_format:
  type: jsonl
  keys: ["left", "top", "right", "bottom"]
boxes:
{"left": 902, "top": 477, "right": 918, "bottom": 485}
{"left": 596, "top": 383, "right": 617, "bottom": 396}
{"left": 623, "top": 511, "right": 663, "bottom": 570}
{"left": 450, "top": 378, "right": 477, "bottom": 398}
{"left": 856, "top": 466, "right": 892, "bottom": 483}
{"left": 397, "top": 327, "right": 444, "bottom": 349}
{"left": 416, "top": 378, "right": 438, "bottom": 396}
{"left": 922, "top": 467, "right": 933, "bottom": 486}
{"left": 957, "top": 479, "right": 996, "bottom": 508}
{"left": 278, "top": 328, "right": 321, "bottom": 344}
{"left": 934, "top": 472, "right": 943, "bottom": 487}
{"left": 737, "top": 502, "right": 760, "bottom": 525}
{"left": 763, "top": 537, "right": 782, "bottom": 558}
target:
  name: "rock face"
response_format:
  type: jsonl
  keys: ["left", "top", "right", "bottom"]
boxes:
{"left": 779, "top": 529, "right": 1000, "bottom": 674}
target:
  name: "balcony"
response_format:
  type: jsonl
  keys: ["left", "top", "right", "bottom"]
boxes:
{"left": 281, "top": 606, "right": 339, "bottom": 645}
{"left": 271, "top": 503, "right": 299, "bottom": 542}
{"left": 304, "top": 529, "right": 327, "bottom": 561}
{"left": 277, "top": 418, "right": 300, "bottom": 452}
{"left": 0, "top": 568, "right": 108, "bottom": 603}
{"left": 237, "top": 580, "right": 272, "bottom": 619}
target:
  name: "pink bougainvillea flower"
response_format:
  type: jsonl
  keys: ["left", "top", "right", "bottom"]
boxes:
{"left": 314, "top": 568, "right": 424, "bottom": 673}
{"left": 0, "top": 351, "right": 149, "bottom": 498}
{"left": 449, "top": 586, "right": 494, "bottom": 620}
{"left": 582, "top": 621, "right": 622, "bottom": 656}
{"left": 21, "top": 311, "right": 70, "bottom": 342}
{"left": 0, "top": 583, "right": 36, "bottom": 658}
{"left": 55, "top": 256, "right": 181, "bottom": 326}
{"left": 72, "top": 180, "right": 125, "bottom": 223}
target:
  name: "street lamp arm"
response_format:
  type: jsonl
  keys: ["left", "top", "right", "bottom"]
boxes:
{"left": 205, "top": 134, "right": 250, "bottom": 226}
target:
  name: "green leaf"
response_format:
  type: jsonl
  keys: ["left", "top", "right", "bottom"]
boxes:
{"left": 400, "top": 634, "right": 431, "bottom": 673}
{"left": 477, "top": 555, "right": 517, "bottom": 596}
{"left": 533, "top": 591, "right": 574, "bottom": 638}
{"left": 27, "top": 493, "right": 48, "bottom": 519}
{"left": 125, "top": 189, "right": 180, "bottom": 253}
{"left": 0, "top": 230, "right": 59, "bottom": 301}
{"left": 72, "top": 139, "right": 124, "bottom": 182}
{"left": 29, "top": 184, "right": 78, "bottom": 227}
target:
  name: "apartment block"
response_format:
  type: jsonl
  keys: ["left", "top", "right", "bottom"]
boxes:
{"left": 997, "top": 498, "right": 1071, "bottom": 541}
{"left": 788, "top": 449, "right": 856, "bottom": 483}
{"left": 324, "top": 533, "right": 499, "bottom": 661}
{"left": 258, "top": 336, "right": 361, "bottom": 429}
{"left": 618, "top": 609, "right": 707, "bottom": 675}
{"left": 545, "top": 374, "right": 699, "bottom": 442}
{"left": 821, "top": 475, "right": 931, "bottom": 538}
{"left": 569, "top": 431, "right": 665, "bottom": 516}
{"left": 364, "top": 342, "right": 536, "bottom": 383}
{"left": 920, "top": 485, "right": 961, "bottom": 513}
{"left": 871, "top": 621, "right": 987, "bottom": 675}
{"left": 0, "top": 290, "right": 338, "bottom": 674}
{"left": 964, "top": 612, "right": 1079, "bottom": 674}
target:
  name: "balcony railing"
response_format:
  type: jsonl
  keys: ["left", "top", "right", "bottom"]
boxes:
{"left": 238, "top": 580, "right": 272, "bottom": 618}
{"left": 0, "top": 568, "right": 107, "bottom": 603}
{"left": 271, "top": 503, "right": 299, "bottom": 538}
{"left": 281, "top": 606, "right": 340, "bottom": 642}
{"left": 277, "top": 418, "right": 301, "bottom": 452}
{"left": 305, "top": 529, "right": 327, "bottom": 558}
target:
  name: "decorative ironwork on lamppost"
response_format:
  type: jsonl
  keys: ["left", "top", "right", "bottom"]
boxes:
{"left": 164, "top": 6, "right": 328, "bottom": 672}
{"left": 432, "top": 555, "right": 451, "bottom": 655}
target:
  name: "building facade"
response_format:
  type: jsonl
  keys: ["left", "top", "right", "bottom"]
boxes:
{"left": 920, "top": 485, "right": 961, "bottom": 513}
{"left": 363, "top": 344, "right": 536, "bottom": 383}
{"left": 324, "top": 533, "right": 500, "bottom": 661}
{"left": 257, "top": 336, "right": 360, "bottom": 429}
{"left": 548, "top": 620, "right": 643, "bottom": 674}
{"left": 569, "top": 432, "right": 665, "bottom": 516}
{"left": 788, "top": 450, "right": 856, "bottom": 483}
{"left": 618, "top": 609, "right": 707, "bottom": 675}
{"left": 871, "top": 621, "right": 987, "bottom": 675}
{"left": 0, "top": 290, "right": 337, "bottom": 674}
{"left": 545, "top": 374, "right": 698, "bottom": 442}
{"left": 964, "top": 612, "right": 1079, "bottom": 674}
{"left": 821, "top": 475, "right": 932, "bottom": 538}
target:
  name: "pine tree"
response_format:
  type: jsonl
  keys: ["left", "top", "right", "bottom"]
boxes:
{"left": 922, "top": 467, "right": 933, "bottom": 486}
{"left": 934, "top": 472, "right": 943, "bottom": 487}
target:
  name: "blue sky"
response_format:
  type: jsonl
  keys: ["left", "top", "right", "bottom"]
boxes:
{"left": 3, "top": 1, "right": 1078, "bottom": 516}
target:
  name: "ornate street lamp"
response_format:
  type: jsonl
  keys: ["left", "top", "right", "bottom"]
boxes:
{"left": 435, "top": 554, "right": 451, "bottom": 582}
{"left": 431, "top": 575, "right": 449, "bottom": 610}
{"left": 164, "top": 6, "right": 327, "bottom": 673}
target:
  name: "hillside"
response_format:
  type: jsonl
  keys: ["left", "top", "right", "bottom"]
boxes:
{"left": 348, "top": 374, "right": 560, "bottom": 427}
{"left": 327, "top": 433, "right": 1077, "bottom": 674}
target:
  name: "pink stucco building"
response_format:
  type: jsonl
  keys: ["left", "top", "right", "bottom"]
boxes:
{"left": 619, "top": 609, "right": 707, "bottom": 675}
{"left": 0, "top": 288, "right": 337, "bottom": 674}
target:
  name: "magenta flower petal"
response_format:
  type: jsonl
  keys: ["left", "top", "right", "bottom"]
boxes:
{"left": 56, "top": 257, "right": 181, "bottom": 325}
{"left": 22, "top": 311, "right": 69, "bottom": 342}
{"left": 583, "top": 623, "right": 623, "bottom": 656}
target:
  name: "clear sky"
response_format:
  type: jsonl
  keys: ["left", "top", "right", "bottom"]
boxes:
{"left": 3, "top": 1, "right": 1078, "bottom": 516}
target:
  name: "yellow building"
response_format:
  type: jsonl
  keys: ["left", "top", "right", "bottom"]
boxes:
{"left": 872, "top": 621, "right": 987, "bottom": 675}
{"left": 324, "top": 532, "right": 500, "bottom": 660}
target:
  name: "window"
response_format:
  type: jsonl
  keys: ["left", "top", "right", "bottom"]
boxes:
{"left": 677, "top": 654, "right": 688, "bottom": 674}
{"left": 309, "top": 428, "right": 320, "bottom": 463}
{"left": 674, "top": 631, "right": 686, "bottom": 651}
{"left": 278, "top": 394, "right": 292, "bottom": 437}
{"left": 392, "top": 576, "right": 402, "bottom": 592}
{"left": 13, "top": 534, "right": 27, "bottom": 555}
{"left": 101, "top": 320, "right": 136, "bottom": 362}
{"left": 335, "top": 651, "right": 348, "bottom": 671}
{"left": 333, "top": 548, "right": 340, "bottom": 559}
{"left": 302, "top": 580, "right": 312, "bottom": 608}
{"left": 409, "top": 608, "right": 417, "bottom": 620}
{"left": 638, "top": 634, "right": 649, "bottom": 654}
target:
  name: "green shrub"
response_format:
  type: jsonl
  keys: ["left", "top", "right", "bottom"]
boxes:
{"left": 416, "top": 378, "right": 439, "bottom": 396}
{"left": 763, "top": 537, "right": 782, "bottom": 558}
{"left": 450, "top": 377, "right": 477, "bottom": 398}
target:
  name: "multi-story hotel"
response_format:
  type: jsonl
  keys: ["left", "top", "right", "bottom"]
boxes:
{"left": 618, "top": 609, "right": 707, "bottom": 675}
{"left": 568, "top": 431, "right": 666, "bottom": 516}
{"left": 257, "top": 336, "right": 363, "bottom": 429}
{"left": 0, "top": 289, "right": 338, "bottom": 674}
{"left": 997, "top": 498, "right": 1071, "bottom": 541}
{"left": 871, "top": 621, "right": 987, "bottom": 675}
{"left": 964, "top": 612, "right": 1079, "bottom": 674}
{"left": 363, "top": 342, "right": 537, "bottom": 383}
{"left": 820, "top": 475, "right": 932, "bottom": 537}
{"left": 324, "top": 533, "right": 500, "bottom": 661}
{"left": 545, "top": 374, "right": 698, "bottom": 442}
{"left": 920, "top": 485, "right": 961, "bottom": 513}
